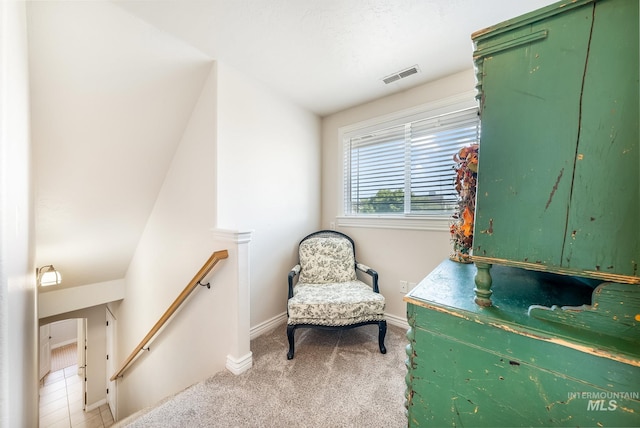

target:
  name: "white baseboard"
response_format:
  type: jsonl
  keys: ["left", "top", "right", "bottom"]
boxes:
{"left": 226, "top": 352, "right": 253, "bottom": 375}
{"left": 248, "top": 311, "right": 407, "bottom": 339}
{"left": 250, "top": 312, "right": 287, "bottom": 340}
{"left": 51, "top": 339, "right": 78, "bottom": 350}
{"left": 384, "top": 313, "right": 409, "bottom": 331}
{"left": 86, "top": 398, "right": 107, "bottom": 412}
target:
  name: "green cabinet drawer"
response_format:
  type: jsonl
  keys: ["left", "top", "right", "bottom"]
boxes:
{"left": 404, "top": 259, "right": 640, "bottom": 427}
{"left": 408, "top": 303, "right": 639, "bottom": 390}
{"left": 406, "top": 325, "right": 640, "bottom": 427}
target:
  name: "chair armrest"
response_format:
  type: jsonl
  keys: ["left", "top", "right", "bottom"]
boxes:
{"left": 356, "top": 262, "right": 380, "bottom": 293}
{"left": 288, "top": 264, "right": 301, "bottom": 299}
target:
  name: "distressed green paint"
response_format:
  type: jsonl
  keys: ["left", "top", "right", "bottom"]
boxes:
{"left": 472, "top": 0, "right": 640, "bottom": 284}
{"left": 404, "top": 260, "right": 640, "bottom": 427}
{"left": 563, "top": 0, "right": 640, "bottom": 277}
{"left": 529, "top": 282, "right": 640, "bottom": 342}
{"left": 473, "top": 1, "right": 593, "bottom": 265}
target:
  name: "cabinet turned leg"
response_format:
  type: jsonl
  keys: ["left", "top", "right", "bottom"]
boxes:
{"left": 474, "top": 262, "right": 493, "bottom": 307}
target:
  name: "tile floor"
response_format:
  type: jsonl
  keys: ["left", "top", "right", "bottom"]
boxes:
{"left": 39, "top": 364, "right": 114, "bottom": 428}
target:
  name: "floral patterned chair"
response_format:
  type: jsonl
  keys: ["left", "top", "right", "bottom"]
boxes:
{"left": 286, "top": 230, "right": 387, "bottom": 359}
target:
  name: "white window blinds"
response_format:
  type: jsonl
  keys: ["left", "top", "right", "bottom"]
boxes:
{"left": 344, "top": 107, "right": 479, "bottom": 216}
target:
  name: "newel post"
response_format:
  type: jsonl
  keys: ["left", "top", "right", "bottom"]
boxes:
{"left": 211, "top": 228, "right": 253, "bottom": 375}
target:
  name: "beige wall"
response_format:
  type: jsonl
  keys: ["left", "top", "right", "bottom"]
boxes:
{"left": 321, "top": 69, "right": 477, "bottom": 322}
{"left": 0, "top": 1, "right": 38, "bottom": 426}
{"left": 216, "top": 61, "right": 321, "bottom": 327}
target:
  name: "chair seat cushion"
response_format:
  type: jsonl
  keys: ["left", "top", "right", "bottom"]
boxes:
{"left": 287, "top": 280, "right": 385, "bottom": 326}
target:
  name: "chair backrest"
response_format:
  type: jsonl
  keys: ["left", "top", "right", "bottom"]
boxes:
{"left": 298, "top": 231, "right": 357, "bottom": 284}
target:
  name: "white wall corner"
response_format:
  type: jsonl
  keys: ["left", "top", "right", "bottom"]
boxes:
{"left": 249, "top": 312, "right": 287, "bottom": 340}
{"left": 226, "top": 352, "right": 253, "bottom": 375}
{"left": 210, "top": 228, "right": 253, "bottom": 244}
{"left": 38, "top": 279, "right": 125, "bottom": 319}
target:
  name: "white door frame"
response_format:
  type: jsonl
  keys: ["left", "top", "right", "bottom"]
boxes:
{"left": 106, "top": 307, "right": 117, "bottom": 420}
{"left": 79, "top": 318, "right": 88, "bottom": 410}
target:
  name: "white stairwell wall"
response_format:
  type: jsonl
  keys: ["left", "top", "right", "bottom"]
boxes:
{"left": 112, "top": 63, "right": 223, "bottom": 419}
{"left": 112, "top": 61, "right": 320, "bottom": 420}
{"left": 0, "top": 2, "right": 38, "bottom": 426}
{"left": 214, "top": 61, "right": 321, "bottom": 328}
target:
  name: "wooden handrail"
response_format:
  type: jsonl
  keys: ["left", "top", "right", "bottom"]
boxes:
{"left": 110, "top": 249, "right": 229, "bottom": 381}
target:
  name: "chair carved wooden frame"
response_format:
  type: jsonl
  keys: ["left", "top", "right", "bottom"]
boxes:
{"left": 286, "top": 230, "right": 387, "bottom": 359}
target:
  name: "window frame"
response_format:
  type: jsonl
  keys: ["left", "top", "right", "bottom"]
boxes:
{"left": 337, "top": 90, "right": 478, "bottom": 232}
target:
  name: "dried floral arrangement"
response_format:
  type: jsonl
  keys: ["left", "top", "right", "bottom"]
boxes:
{"left": 450, "top": 144, "right": 479, "bottom": 263}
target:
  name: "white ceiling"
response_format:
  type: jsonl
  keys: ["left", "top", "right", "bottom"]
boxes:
{"left": 114, "top": 0, "right": 559, "bottom": 116}
{"left": 30, "top": 0, "right": 557, "bottom": 288}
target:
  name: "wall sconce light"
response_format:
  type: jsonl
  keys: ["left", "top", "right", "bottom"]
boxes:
{"left": 37, "top": 265, "right": 62, "bottom": 287}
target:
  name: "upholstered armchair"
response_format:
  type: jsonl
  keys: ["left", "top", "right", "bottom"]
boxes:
{"left": 286, "top": 230, "right": 387, "bottom": 359}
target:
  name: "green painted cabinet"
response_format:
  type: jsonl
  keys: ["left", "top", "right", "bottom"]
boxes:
{"left": 404, "top": 1, "right": 640, "bottom": 425}
{"left": 472, "top": 0, "right": 639, "bottom": 288}
{"left": 404, "top": 260, "right": 640, "bottom": 427}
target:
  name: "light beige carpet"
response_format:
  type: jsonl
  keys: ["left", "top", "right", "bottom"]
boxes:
{"left": 121, "top": 322, "right": 408, "bottom": 427}
{"left": 51, "top": 343, "right": 77, "bottom": 372}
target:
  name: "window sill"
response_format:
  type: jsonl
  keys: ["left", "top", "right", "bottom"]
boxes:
{"left": 336, "top": 215, "right": 451, "bottom": 232}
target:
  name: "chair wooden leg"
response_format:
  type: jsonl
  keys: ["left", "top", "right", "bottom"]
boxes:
{"left": 287, "top": 324, "right": 296, "bottom": 360}
{"left": 378, "top": 320, "right": 387, "bottom": 354}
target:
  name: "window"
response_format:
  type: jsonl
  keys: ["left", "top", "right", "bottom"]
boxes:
{"left": 340, "top": 93, "right": 479, "bottom": 230}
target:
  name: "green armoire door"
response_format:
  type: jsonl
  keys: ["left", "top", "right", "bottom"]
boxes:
{"left": 563, "top": 1, "right": 640, "bottom": 277}
{"left": 472, "top": 0, "right": 639, "bottom": 285}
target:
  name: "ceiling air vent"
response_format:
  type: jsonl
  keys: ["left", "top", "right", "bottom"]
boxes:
{"left": 382, "top": 65, "right": 420, "bottom": 85}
